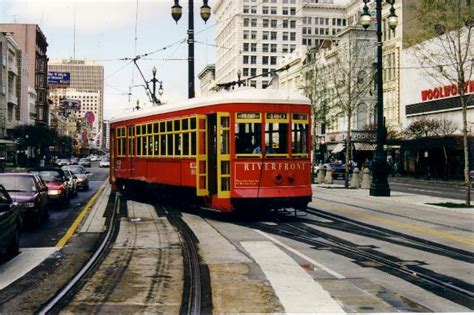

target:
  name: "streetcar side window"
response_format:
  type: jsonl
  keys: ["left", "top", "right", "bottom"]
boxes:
{"left": 136, "top": 125, "right": 142, "bottom": 156}
{"left": 292, "top": 113, "right": 309, "bottom": 157}
{"left": 128, "top": 126, "right": 134, "bottom": 156}
{"left": 265, "top": 113, "right": 289, "bottom": 156}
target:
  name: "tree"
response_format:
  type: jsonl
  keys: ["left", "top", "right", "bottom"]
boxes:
{"left": 301, "top": 46, "right": 332, "bottom": 177}
{"left": 407, "top": 0, "right": 473, "bottom": 204}
{"left": 327, "top": 29, "right": 376, "bottom": 188}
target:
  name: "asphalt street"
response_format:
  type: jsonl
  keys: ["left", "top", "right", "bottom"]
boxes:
{"left": 19, "top": 164, "right": 109, "bottom": 248}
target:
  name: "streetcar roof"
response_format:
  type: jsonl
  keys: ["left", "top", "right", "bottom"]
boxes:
{"left": 110, "top": 88, "right": 310, "bottom": 124}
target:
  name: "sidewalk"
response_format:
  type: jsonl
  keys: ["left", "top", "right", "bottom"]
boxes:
{"left": 388, "top": 175, "right": 466, "bottom": 188}
{"left": 312, "top": 183, "right": 472, "bottom": 213}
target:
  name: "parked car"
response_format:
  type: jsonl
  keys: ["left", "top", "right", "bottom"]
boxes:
{"left": 99, "top": 157, "right": 110, "bottom": 168}
{"left": 63, "top": 165, "right": 89, "bottom": 190}
{"left": 314, "top": 162, "right": 353, "bottom": 180}
{"left": 0, "top": 173, "right": 49, "bottom": 227}
{"left": 63, "top": 169, "right": 78, "bottom": 197}
{"left": 79, "top": 158, "right": 91, "bottom": 168}
{"left": 70, "top": 157, "right": 79, "bottom": 165}
{"left": 0, "top": 184, "right": 22, "bottom": 256}
{"left": 56, "top": 158, "right": 70, "bottom": 166}
{"left": 32, "top": 168, "right": 71, "bottom": 207}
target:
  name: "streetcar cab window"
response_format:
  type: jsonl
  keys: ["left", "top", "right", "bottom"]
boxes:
{"left": 127, "top": 126, "right": 134, "bottom": 156}
{"left": 292, "top": 113, "right": 309, "bottom": 157}
{"left": 265, "top": 113, "right": 289, "bottom": 157}
{"left": 235, "top": 113, "right": 262, "bottom": 157}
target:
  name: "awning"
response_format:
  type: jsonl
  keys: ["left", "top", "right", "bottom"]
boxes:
{"left": 331, "top": 143, "right": 345, "bottom": 154}
{"left": 354, "top": 143, "right": 376, "bottom": 151}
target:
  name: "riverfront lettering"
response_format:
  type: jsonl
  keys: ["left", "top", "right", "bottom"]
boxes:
{"left": 243, "top": 161, "right": 308, "bottom": 171}
{"left": 421, "top": 80, "right": 474, "bottom": 101}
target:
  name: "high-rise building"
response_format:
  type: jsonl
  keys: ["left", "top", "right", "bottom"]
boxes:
{"left": 48, "top": 59, "right": 104, "bottom": 148}
{"left": 214, "top": 0, "right": 349, "bottom": 89}
{"left": 0, "top": 24, "right": 49, "bottom": 126}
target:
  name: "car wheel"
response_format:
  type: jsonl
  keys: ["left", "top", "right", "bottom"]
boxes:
{"left": 6, "top": 228, "right": 20, "bottom": 256}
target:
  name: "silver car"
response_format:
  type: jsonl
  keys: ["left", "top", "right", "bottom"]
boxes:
{"left": 62, "top": 165, "right": 89, "bottom": 191}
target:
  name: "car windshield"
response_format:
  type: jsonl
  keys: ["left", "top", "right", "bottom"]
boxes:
{"left": 0, "top": 175, "right": 36, "bottom": 192}
{"left": 80, "top": 158, "right": 89, "bottom": 161}
{"left": 38, "top": 170, "right": 63, "bottom": 182}
{"left": 65, "top": 166, "right": 86, "bottom": 174}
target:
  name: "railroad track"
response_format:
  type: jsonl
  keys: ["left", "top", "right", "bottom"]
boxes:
{"left": 161, "top": 205, "right": 203, "bottom": 315}
{"left": 38, "top": 193, "right": 208, "bottom": 314}
{"left": 254, "top": 218, "right": 474, "bottom": 309}
{"left": 38, "top": 192, "right": 120, "bottom": 315}
{"left": 305, "top": 206, "right": 474, "bottom": 263}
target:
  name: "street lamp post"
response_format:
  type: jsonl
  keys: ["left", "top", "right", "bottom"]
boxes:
{"left": 171, "top": 0, "right": 211, "bottom": 99}
{"left": 150, "top": 66, "right": 164, "bottom": 104}
{"left": 360, "top": 0, "right": 398, "bottom": 197}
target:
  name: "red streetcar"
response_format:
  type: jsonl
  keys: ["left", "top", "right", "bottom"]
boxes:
{"left": 110, "top": 89, "right": 312, "bottom": 212}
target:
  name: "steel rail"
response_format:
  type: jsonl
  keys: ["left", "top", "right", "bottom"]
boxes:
{"left": 165, "top": 209, "right": 201, "bottom": 315}
{"left": 38, "top": 192, "right": 120, "bottom": 315}
{"left": 265, "top": 221, "right": 474, "bottom": 307}
{"left": 305, "top": 206, "right": 474, "bottom": 263}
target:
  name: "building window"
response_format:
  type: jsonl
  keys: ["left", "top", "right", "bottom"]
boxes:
{"left": 243, "top": 43, "right": 249, "bottom": 52}
{"left": 250, "top": 56, "right": 257, "bottom": 64}
{"left": 270, "top": 6, "right": 277, "bottom": 14}
{"left": 251, "top": 6, "right": 257, "bottom": 13}
{"left": 270, "top": 44, "right": 277, "bottom": 52}
{"left": 244, "top": 18, "right": 249, "bottom": 27}
{"left": 262, "top": 56, "right": 269, "bottom": 64}
{"left": 290, "top": 32, "right": 296, "bottom": 41}
{"left": 263, "top": 19, "right": 269, "bottom": 27}
{"left": 270, "top": 31, "right": 277, "bottom": 40}
{"left": 290, "top": 20, "right": 296, "bottom": 28}
{"left": 250, "top": 68, "right": 257, "bottom": 76}
{"left": 251, "top": 31, "right": 257, "bottom": 39}
{"left": 270, "top": 56, "right": 277, "bottom": 65}
{"left": 243, "top": 5, "right": 249, "bottom": 13}
{"left": 243, "top": 55, "right": 249, "bottom": 64}
{"left": 283, "top": 32, "right": 289, "bottom": 40}
{"left": 271, "top": 19, "right": 277, "bottom": 28}
{"left": 250, "top": 80, "right": 257, "bottom": 88}
{"left": 251, "top": 19, "right": 257, "bottom": 27}
{"left": 283, "top": 20, "right": 289, "bottom": 28}
{"left": 263, "top": 31, "right": 269, "bottom": 40}
{"left": 250, "top": 43, "right": 257, "bottom": 52}
{"left": 262, "top": 6, "right": 269, "bottom": 14}
{"left": 243, "top": 68, "right": 249, "bottom": 76}
{"left": 290, "top": 7, "right": 296, "bottom": 15}
{"left": 282, "top": 7, "right": 289, "bottom": 15}
{"left": 262, "top": 44, "right": 269, "bottom": 52}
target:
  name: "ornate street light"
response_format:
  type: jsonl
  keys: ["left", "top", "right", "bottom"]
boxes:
{"left": 360, "top": 0, "right": 398, "bottom": 197}
{"left": 171, "top": 0, "right": 211, "bottom": 99}
{"left": 150, "top": 66, "right": 164, "bottom": 105}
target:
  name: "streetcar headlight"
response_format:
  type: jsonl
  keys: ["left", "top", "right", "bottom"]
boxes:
{"left": 48, "top": 189, "right": 62, "bottom": 195}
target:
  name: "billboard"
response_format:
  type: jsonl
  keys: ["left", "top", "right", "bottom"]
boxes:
{"left": 59, "top": 99, "right": 81, "bottom": 111}
{"left": 48, "top": 72, "right": 71, "bottom": 87}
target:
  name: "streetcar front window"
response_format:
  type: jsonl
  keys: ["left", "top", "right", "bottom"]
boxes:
{"left": 265, "top": 123, "right": 288, "bottom": 155}
{"left": 292, "top": 123, "right": 308, "bottom": 155}
{"left": 235, "top": 123, "right": 261, "bottom": 155}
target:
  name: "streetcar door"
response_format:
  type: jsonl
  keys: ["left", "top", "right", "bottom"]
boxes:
{"left": 207, "top": 114, "right": 217, "bottom": 196}
{"left": 127, "top": 125, "right": 134, "bottom": 177}
{"left": 216, "top": 113, "right": 231, "bottom": 198}
{"left": 196, "top": 115, "right": 208, "bottom": 196}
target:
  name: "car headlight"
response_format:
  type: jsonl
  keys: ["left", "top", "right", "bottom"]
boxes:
{"left": 77, "top": 177, "right": 85, "bottom": 182}
{"left": 48, "top": 189, "right": 63, "bottom": 195}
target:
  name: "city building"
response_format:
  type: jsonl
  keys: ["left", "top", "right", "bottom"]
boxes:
{"left": 48, "top": 59, "right": 104, "bottom": 149}
{"left": 0, "top": 24, "right": 49, "bottom": 126}
{"left": 214, "top": 0, "right": 350, "bottom": 89}
{"left": 198, "top": 64, "right": 216, "bottom": 96}
{"left": 0, "top": 31, "right": 20, "bottom": 137}
{"left": 103, "top": 120, "right": 110, "bottom": 151}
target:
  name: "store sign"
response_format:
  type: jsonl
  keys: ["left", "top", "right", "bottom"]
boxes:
{"left": 421, "top": 80, "right": 474, "bottom": 102}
